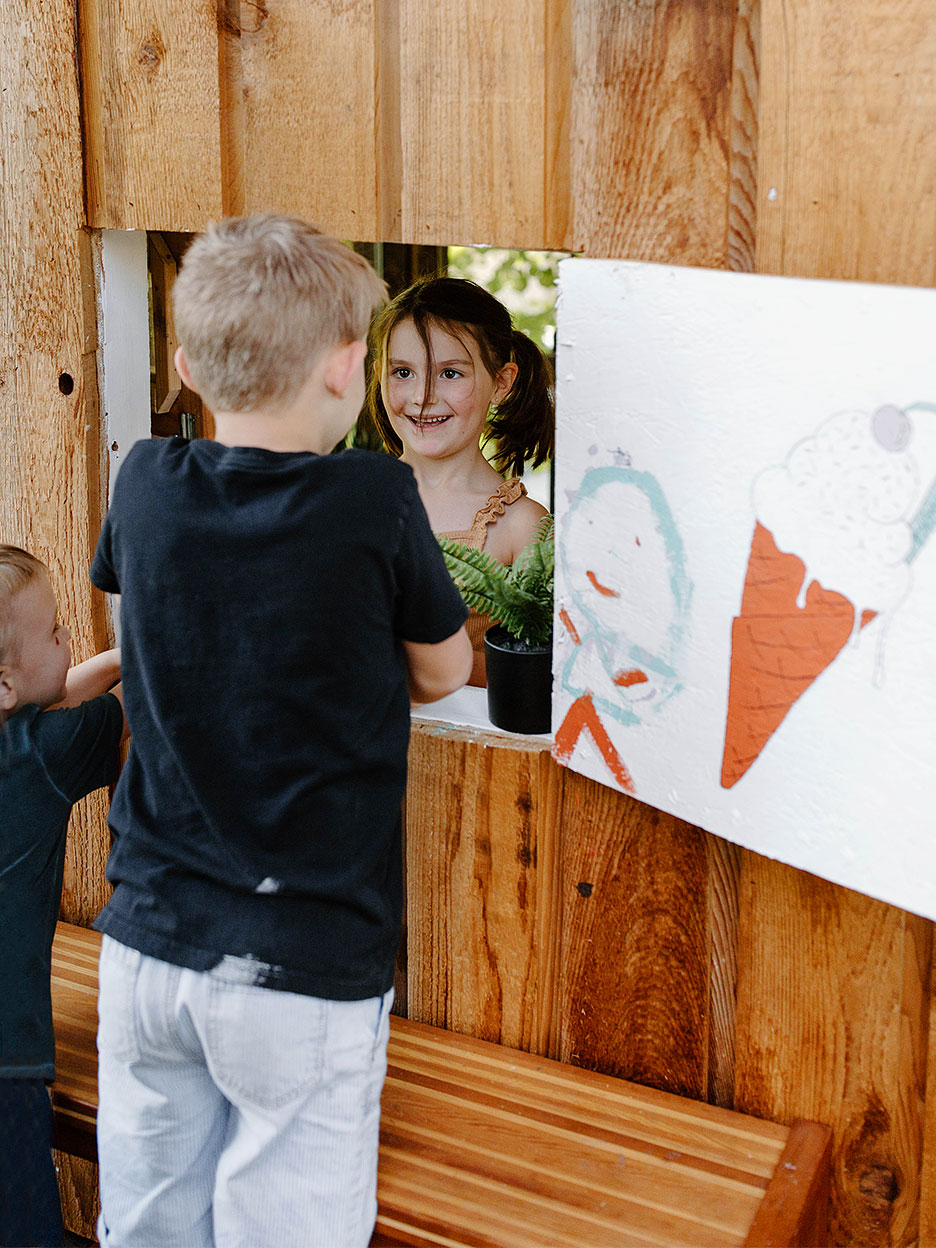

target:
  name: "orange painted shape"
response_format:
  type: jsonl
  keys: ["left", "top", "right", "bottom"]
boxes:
{"left": 559, "top": 608, "right": 581, "bottom": 645}
{"left": 721, "top": 523, "right": 880, "bottom": 789}
{"left": 614, "top": 669, "right": 648, "bottom": 688}
{"left": 554, "top": 693, "right": 635, "bottom": 794}
{"left": 586, "top": 570, "right": 619, "bottom": 597}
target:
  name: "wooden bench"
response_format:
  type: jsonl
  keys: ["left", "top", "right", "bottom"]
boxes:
{"left": 51, "top": 922, "right": 831, "bottom": 1247}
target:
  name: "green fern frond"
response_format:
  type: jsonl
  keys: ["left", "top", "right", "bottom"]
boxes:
{"left": 438, "top": 517, "right": 554, "bottom": 647}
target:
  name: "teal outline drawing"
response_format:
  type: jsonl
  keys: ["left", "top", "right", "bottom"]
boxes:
{"left": 558, "top": 466, "right": 693, "bottom": 728}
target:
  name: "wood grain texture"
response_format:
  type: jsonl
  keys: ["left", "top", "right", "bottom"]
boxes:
{"left": 80, "top": 0, "right": 223, "bottom": 230}
{"left": 571, "top": 0, "right": 737, "bottom": 263}
{"left": 755, "top": 0, "right": 936, "bottom": 285}
{"left": 375, "top": 0, "right": 403, "bottom": 242}
{"left": 237, "top": 0, "right": 378, "bottom": 238}
{"left": 54, "top": 923, "right": 833, "bottom": 1248}
{"left": 744, "top": 1120, "right": 832, "bottom": 1248}
{"left": 544, "top": 0, "right": 574, "bottom": 251}
{"left": 398, "top": 0, "right": 548, "bottom": 248}
{"left": 735, "top": 854, "right": 931, "bottom": 1247}
{"left": 54, "top": 1151, "right": 100, "bottom": 1243}
{"left": 0, "top": 0, "right": 112, "bottom": 926}
{"left": 707, "top": 834, "right": 742, "bottom": 1110}
{"left": 405, "top": 725, "right": 562, "bottom": 1054}
{"left": 554, "top": 771, "right": 713, "bottom": 1100}
{"left": 726, "top": 0, "right": 760, "bottom": 273}
{"left": 919, "top": 970, "right": 936, "bottom": 1247}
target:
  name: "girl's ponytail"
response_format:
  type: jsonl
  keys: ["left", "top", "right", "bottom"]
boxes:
{"left": 485, "top": 330, "right": 555, "bottom": 478}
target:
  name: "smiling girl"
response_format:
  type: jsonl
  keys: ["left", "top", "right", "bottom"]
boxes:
{"left": 367, "top": 277, "right": 555, "bottom": 684}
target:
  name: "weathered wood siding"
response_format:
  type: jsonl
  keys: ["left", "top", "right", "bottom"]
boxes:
{"left": 3, "top": 2, "right": 934, "bottom": 1243}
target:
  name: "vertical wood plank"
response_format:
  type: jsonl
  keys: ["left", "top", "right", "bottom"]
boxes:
{"left": 405, "top": 727, "right": 562, "bottom": 1055}
{"left": 571, "top": 0, "right": 737, "bottom": 264}
{"left": 726, "top": 0, "right": 760, "bottom": 273}
{"left": 54, "top": 1151, "right": 100, "bottom": 1242}
{"left": 0, "top": 1, "right": 112, "bottom": 927}
{"left": 735, "top": 855, "right": 931, "bottom": 1247}
{"left": 554, "top": 773, "right": 713, "bottom": 1099}
{"left": 217, "top": 0, "right": 246, "bottom": 218}
{"left": 238, "top": 0, "right": 378, "bottom": 239}
{"left": 707, "top": 835, "right": 741, "bottom": 1109}
{"left": 756, "top": 0, "right": 936, "bottom": 285}
{"left": 375, "top": 0, "right": 403, "bottom": 243}
{"left": 919, "top": 973, "right": 936, "bottom": 1246}
{"left": 544, "top": 0, "right": 574, "bottom": 251}
{"left": 398, "top": 0, "right": 547, "bottom": 248}
{"left": 79, "top": 0, "right": 223, "bottom": 230}
{"left": 2, "top": 2, "right": 109, "bottom": 1228}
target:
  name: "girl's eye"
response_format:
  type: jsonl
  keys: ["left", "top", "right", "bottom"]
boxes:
{"left": 441, "top": 369, "right": 463, "bottom": 380}
{"left": 391, "top": 367, "right": 414, "bottom": 380}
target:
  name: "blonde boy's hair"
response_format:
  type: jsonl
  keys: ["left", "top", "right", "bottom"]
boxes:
{"left": 172, "top": 215, "right": 387, "bottom": 414}
{"left": 0, "top": 545, "right": 46, "bottom": 664}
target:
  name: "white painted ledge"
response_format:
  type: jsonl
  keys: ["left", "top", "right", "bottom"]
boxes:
{"left": 411, "top": 684, "right": 553, "bottom": 746}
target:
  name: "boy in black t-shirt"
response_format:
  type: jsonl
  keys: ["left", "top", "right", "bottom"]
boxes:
{"left": 0, "top": 545, "right": 124, "bottom": 1248}
{"left": 90, "top": 216, "right": 471, "bottom": 1248}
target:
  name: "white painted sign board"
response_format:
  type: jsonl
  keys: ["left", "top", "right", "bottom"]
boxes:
{"left": 553, "top": 258, "right": 936, "bottom": 919}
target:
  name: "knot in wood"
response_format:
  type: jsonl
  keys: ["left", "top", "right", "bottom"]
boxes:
{"left": 137, "top": 33, "right": 165, "bottom": 73}
{"left": 858, "top": 1164, "right": 900, "bottom": 1207}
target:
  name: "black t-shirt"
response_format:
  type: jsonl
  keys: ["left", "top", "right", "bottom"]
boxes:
{"left": 90, "top": 438, "right": 467, "bottom": 1000}
{"left": 0, "top": 696, "right": 122, "bottom": 1078}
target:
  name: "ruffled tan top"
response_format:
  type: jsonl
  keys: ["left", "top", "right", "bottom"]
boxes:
{"left": 438, "top": 477, "right": 528, "bottom": 687}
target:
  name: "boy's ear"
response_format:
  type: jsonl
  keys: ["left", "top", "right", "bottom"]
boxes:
{"left": 174, "top": 346, "right": 195, "bottom": 391}
{"left": 0, "top": 667, "right": 18, "bottom": 714}
{"left": 324, "top": 340, "right": 368, "bottom": 399}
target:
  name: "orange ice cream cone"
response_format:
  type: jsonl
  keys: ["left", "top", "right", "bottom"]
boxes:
{"left": 721, "top": 523, "right": 875, "bottom": 788}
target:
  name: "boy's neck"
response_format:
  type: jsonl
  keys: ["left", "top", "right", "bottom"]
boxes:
{"left": 212, "top": 412, "right": 328, "bottom": 455}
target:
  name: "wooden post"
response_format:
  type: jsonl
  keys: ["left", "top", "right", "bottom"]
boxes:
{"left": 0, "top": 0, "right": 111, "bottom": 924}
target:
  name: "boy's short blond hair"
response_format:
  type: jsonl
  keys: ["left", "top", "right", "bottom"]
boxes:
{"left": 0, "top": 545, "right": 46, "bottom": 664}
{"left": 172, "top": 215, "right": 387, "bottom": 414}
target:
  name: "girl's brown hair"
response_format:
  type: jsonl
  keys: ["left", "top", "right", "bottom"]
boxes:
{"left": 365, "top": 277, "right": 554, "bottom": 477}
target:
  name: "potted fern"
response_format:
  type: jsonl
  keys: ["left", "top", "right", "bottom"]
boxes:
{"left": 438, "top": 516, "right": 553, "bottom": 734}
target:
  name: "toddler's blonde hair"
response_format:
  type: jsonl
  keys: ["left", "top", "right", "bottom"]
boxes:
{"left": 0, "top": 545, "right": 46, "bottom": 664}
{"left": 173, "top": 215, "right": 386, "bottom": 414}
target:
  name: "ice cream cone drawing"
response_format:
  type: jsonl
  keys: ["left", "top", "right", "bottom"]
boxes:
{"left": 721, "top": 403, "right": 936, "bottom": 788}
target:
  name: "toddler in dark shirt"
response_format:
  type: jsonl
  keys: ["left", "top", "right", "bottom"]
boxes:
{"left": 90, "top": 215, "right": 471, "bottom": 1248}
{"left": 0, "top": 544, "right": 124, "bottom": 1248}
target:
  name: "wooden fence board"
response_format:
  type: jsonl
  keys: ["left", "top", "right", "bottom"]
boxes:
{"left": 1, "top": 0, "right": 112, "bottom": 1223}
{"left": 734, "top": 854, "right": 931, "bottom": 1247}
{"left": 554, "top": 773, "right": 715, "bottom": 1101}
{"left": 706, "top": 835, "right": 741, "bottom": 1109}
{"left": 756, "top": 0, "right": 936, "bottom": 285}
{"left": 919, "top": 976, "right": 936, "bottom": 1247}
{"left": 726, "top": 0, "right": 760, "bottom": 273}
{"left": 571, "top": 0, "right": 737, "bottom": 264}
{"left": 238, "top": 0, "right": 378, "bottom": 239}
{"left": 398, "top": 0, "right": 548, "bottom": 249}
{"left": 405, "top": 727, "right": 561, "bottom": 1055}
{"left": 80, "top": 0, "right": 223, "bottom": 230}
{"left": 0, "top": 0, "right": 112, "bottom": 925}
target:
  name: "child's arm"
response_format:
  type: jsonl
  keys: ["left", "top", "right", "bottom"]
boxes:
{"left": 60, "top": 648, "right": 121, "bottom": 707}
{"left": 404, "top": 627, "right": 473, "bottom": 707}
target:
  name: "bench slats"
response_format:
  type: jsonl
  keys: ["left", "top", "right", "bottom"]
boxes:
{"left": 50, "top": 922, "right": 830, "bottom": 1247}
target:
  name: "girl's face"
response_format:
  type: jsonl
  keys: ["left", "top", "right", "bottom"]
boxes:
{"left": 382, "top": 318, "right": 516, "bottom": 462}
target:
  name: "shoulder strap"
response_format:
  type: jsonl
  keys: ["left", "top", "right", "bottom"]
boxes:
{"left": 464, "top": 478, "right": 528, "bottom": 545}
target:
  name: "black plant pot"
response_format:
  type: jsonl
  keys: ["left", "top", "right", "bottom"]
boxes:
{"left": 484, "top": 625, "right": 553, "bottom": 735}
